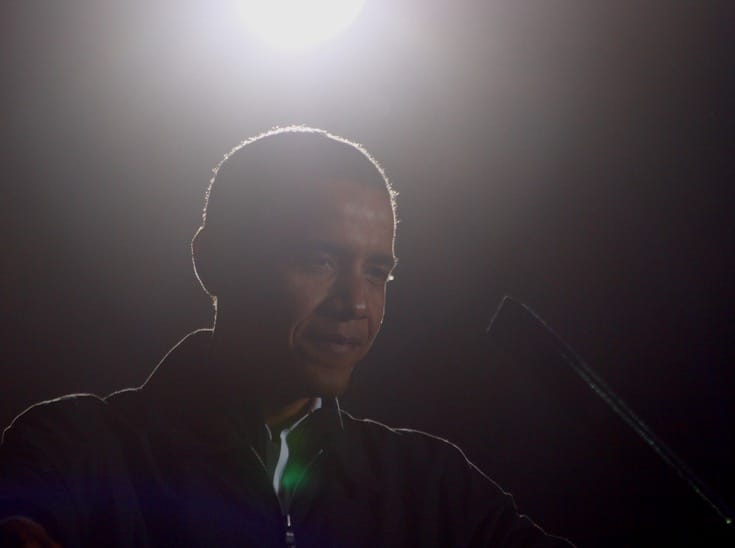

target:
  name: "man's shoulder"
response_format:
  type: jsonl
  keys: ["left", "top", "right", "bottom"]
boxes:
{"left": 2, "top": 328, "right": 214, "bottom": 447}
{"left": 337, "top": 412, "right": 575, "bottom": 546}
{"left": 3, "top": 393, "right": 107, "bottom": 431}
{"left": 338, "top": 412, "right": 479, "bottom": 475}
{"left": 1, "top": 393, "right": 117, "bottom": 449}
{"left": 1, "top": 386, "right": 152, "bottom": 447}
{"left": 342, "top": 413, "right": 458, "bottom": 449}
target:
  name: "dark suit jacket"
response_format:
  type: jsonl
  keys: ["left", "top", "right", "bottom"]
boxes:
{"left": 0, "top": 330, "right": 571, "bottom": 547}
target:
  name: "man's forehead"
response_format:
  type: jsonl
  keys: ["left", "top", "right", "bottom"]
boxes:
{"left": 284, "top": 178, "right": 393, "bottom": 220}
{"left": 276, "top": 179, "right": 395, "bottom": 248}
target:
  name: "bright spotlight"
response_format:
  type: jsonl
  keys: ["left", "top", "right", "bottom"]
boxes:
{"left": 240, "top": 0, "right": 366, "bottom": 52}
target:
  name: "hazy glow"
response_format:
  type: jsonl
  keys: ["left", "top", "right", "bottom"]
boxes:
{"left": 239, "top": 0, "right": 366, "bottom": 51}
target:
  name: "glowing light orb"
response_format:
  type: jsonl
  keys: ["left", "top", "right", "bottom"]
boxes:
{"left": 240, "top": 0, "right": 366, "bottom": 51}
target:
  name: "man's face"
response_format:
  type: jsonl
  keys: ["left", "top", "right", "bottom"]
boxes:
{"left": 224, "top": 178, "right": 396, "bottom": 398}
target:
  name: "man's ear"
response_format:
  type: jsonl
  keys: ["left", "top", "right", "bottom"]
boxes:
{"left": 191, "top": 226, "right": 216, "bottom": 298}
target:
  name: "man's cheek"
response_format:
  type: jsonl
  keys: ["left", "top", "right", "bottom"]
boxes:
{"left": 283, "top": 279, "right": 328, "bottom": 312}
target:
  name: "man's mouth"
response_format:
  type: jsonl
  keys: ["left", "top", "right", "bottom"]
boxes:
{"left": 305, "top": 332, "right": 364, "bottom": 353}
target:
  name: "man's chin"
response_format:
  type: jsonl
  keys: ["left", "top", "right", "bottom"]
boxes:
{"left": 300, "top": 361, "right": 355, "bottom": 398}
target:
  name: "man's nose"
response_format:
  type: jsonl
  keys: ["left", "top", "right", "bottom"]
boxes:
{"left": 327, "top": 269, "right": 368, "bottom": 320}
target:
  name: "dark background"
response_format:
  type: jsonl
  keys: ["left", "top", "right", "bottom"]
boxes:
{"left": 2, "top": 1, "right": 733, "bottom": 545}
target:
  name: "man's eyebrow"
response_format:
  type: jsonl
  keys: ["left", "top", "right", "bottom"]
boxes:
{"left": 299, "top": 240, "right": 345, "bottom": 256}
{"left": 300, "top": 240, "right": 398, "bottom": 269}
{"left": 371, "top": 253, "right": 399, "bottom": 270}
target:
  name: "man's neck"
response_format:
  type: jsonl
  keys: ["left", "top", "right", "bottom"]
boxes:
{"left": 209, "top": 325, "right": 318, "bottom": 431}
{"left": 264, "top": 397, "right": 314, "bottom": 432}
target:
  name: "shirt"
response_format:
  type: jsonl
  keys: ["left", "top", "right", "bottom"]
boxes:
{"left": 265, "top": 398, "right": 322, "bottom": 509}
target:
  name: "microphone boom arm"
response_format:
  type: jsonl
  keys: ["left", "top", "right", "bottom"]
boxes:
{"left": 486, "top": 295, "right": 733, "bottom": 526}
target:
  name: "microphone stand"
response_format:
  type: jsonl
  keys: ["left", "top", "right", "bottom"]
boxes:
{"left": 486, "top": 295, "right": 733, "bottom": 526}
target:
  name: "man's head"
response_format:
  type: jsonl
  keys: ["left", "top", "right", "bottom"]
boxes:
{"left": 192, "top": 127, "right": 397, "bottom": 399}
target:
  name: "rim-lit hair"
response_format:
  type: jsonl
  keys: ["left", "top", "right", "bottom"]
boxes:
{"left": 201, "top": 125, "right": 397, "bottom": 230}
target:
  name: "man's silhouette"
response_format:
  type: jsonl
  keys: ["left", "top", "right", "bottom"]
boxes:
{"left": 0, "top": 127, "right": 571, "bottom": 546}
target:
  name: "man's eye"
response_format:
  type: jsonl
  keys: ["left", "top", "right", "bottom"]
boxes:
{"left": 303, "top": 253, "right": 336, "bottom": 271}
{"left": 366, "top": 267, "right": 394, "bottom": 284}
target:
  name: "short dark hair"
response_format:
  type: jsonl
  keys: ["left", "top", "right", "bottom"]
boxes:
{"left": 201, "top": 126, "right": 397, "bottom": 238}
